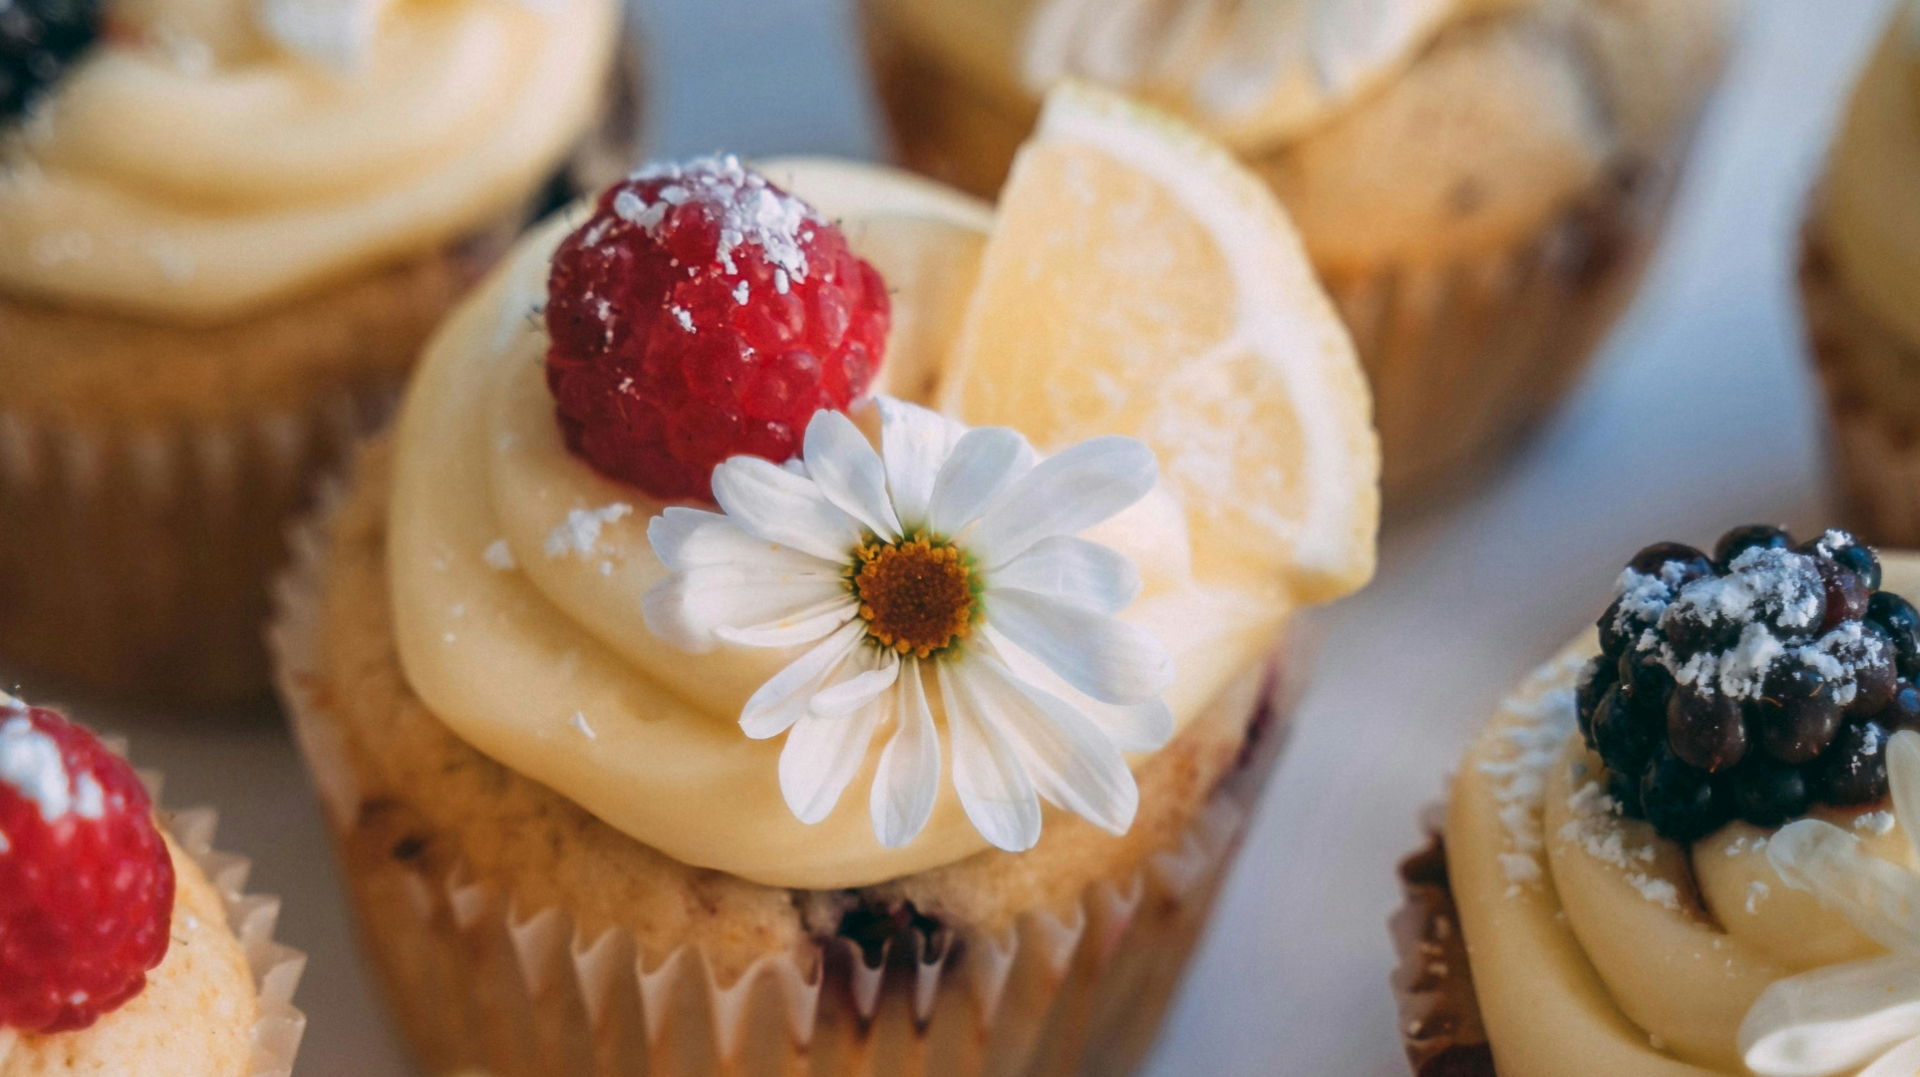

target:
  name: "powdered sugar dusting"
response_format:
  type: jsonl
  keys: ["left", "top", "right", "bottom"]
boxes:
{"left": 1479, "top": 654, "right": 1584, "bottom": 894}
{"left": 0, "top": 716, "right": 73, "bottom": 823}
{"left": 1557, "top": 778, "right": 1680, "bottom": 911}
{"left": 1855, "top": 810, "right": 1898, "bottom": 835}
{"left": 617, "top": 155, "right": 820, "bottom": 282}
{"left": 546, "top": 504, "right": 633, "bottom": 560}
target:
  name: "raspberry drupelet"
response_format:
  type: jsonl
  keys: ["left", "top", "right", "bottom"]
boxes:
{"left": 545, "top": 155, "right": 891, "bottom": 503}
{"left": 0, "top": 698, "right": 175, "bottom": 1034}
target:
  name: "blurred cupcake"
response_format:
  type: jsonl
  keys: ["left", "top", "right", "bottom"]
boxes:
{"left": 1803, "top": 3, "right": 1920, "bottom": 547}
{"left": 0, "top": 0, "right": 639, "bottom": 704}
{"left": 860, "top": 0, "right": 1730, "bottom": 503}
{"left": 0, "top": 691, "right": 304, "bottom": 1074}
{"left": 1392, "top": 527, "right": 1920, "bottom": 1076}
{"left": 273, "top": 86, "right": 1379, "bottom": 1076}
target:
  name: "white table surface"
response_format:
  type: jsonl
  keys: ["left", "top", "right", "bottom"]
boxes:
{"left": 17, "top": 0, "right": 1908, "bottom": 1073}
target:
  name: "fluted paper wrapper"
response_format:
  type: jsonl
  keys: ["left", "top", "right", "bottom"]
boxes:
{"left": 0, "top": 36, "right": 645, "bottom": 707}
{"left": 1389, "top": 815, "right": 1496, "bottom": 1077}
{"left": 858, "top": 3, "right": 1706, "bottom": 506}
{"left": 1801, "top": 214, "right": 1920, "bottom": 549}
{"left": 271, "top": 491, "right": 1290, "bottom": 1077}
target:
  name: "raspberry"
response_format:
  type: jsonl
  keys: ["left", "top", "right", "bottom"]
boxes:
{"left": 0, "top": 700, "right": 174, "bottom": 1034}
{"left": 545, "top": 155, "right": 891, "bottom": 503}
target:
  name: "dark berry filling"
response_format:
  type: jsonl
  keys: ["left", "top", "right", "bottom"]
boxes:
{"left": 1, "top": 0, "right": 102, "bottom": 122}
{"left": 1580, "top": 526, "right": 1916, "bottom": 844}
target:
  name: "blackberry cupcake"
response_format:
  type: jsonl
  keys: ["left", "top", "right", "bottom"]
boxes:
{"left": 1394, "top": 528, "right": 1920, "bottom": 1076}
{"left": 274, "top": 86, "right": 1379, "bottom": 1076}
{"left": 0, "top": 692, "right": 305, "bottom": 1075}
{"left": 0, "top": 0, "right": 638, "bottom": 703}
{"left": 860, "top": 0, "right": 1730, "bottom": 503}
{"left": 1802, "top": 2, "right": 1920, "bottom": 547}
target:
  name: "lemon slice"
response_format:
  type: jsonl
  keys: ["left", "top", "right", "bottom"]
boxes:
{"left": 939, "top": 82, "right": 1378, "bottom": 602}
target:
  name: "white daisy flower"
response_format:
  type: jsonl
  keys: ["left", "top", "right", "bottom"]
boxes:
{"left": 642, "top": 397, "right": 1176, "bottom": 852}
{"left": 1741, "top": 730, "right": 1920, "bottom": 1077}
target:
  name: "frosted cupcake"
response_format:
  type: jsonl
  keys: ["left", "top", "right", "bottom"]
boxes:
{"left": 273, "top": 85, "right": 1378, "bottom": 1075}
{"left": 1394, "top": 528, "right": 1920, "bottom": 1076}
{"left": 0, "top": 692, "right": 304, "bottom": 1075}
{"left": 860, "top": 0, "right": 1729, "bottom": 503}
{"left": 0, "top": 0, "right": 636, "bottom": 703}
{"left": 1802, "top": 2, "right": 1920, "bottom": 547}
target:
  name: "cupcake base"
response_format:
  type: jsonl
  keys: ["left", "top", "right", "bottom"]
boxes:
{"left": 1801, "top": 215, "right": 1920, "bottom": 548}
{"left": 858, "top": 0, "right": 1704, "bottom": 507}
{"left": 1390, "top": 821, "right": 1496, "bottom": 1077}
{"left": 271, "top": 439, "right": 1294, "bottom": 1077}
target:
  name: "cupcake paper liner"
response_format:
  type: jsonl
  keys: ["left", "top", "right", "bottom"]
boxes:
{"left": 859, "top": 3, "right": 1708, "bottom": 506}
{"left": 270, "top": 476, "right": 1293, "bottom": 1077}
{"left": 1800, "top": 214, "right": 1920, "bottom": 548}
{"left": 0, "top": 33, "right": 646, "bottom": 707}
{"left": 1389, "top": 815, "right": 1495, "bottom": 1077}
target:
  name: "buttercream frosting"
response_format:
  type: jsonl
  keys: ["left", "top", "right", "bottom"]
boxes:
{"left": 385, "top": 159, "right": 1291, "bottom": 889}
{"left": 1446, "top": 554, "right": 1920, "bottom": 1076}
{"left": 0, "top": 0, "right": 619, "bottom": 321}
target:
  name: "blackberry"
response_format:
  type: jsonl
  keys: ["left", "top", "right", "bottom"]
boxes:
{"left": 1714, "top": 524, "right": 1792, "bottom": 572}
{"left": 1592, "top": 684, "right": 1659, "bottom": 776}
{"left": 1722, "top": 755, "right": 1812, "bottom": 828}
{"left": 1665, "top": 686, "right": 1746, "bottom": 772}
{"left": 1, "top": 0, "right": 102, "bottom": 122}
{"left": 1607, "top": 766, "right": 1645, "bottom": 818}
{"left": 1815, "top": 719, "right": 1891, "bottom": 805}
{"left": 1880, "top": 680, "right": 1920, "bottom": 731}
{"left": 1628, "top": 542, "right": 1714, "bottom": 584}
{"left": 1754, "top": 661, "right": 1843, "bottom": 764}
{"left": 1813, "top": 558, "right": 1870, "bottom": 632}
{"left": 1575, "top": 657, "right": 1617, "bottom": 743}
{"left": 1617, "top": 641, "right": 1674, "bottom": 713}
{"left": 1868, "top": 591, "right": 1920, "bottom": 677}
{"left": 1641, "top": 743, "right": 1726, "bottom": 843}
{"left": 1833, "top": 541, "right": 1883, "bottom": 591}
{"left": 1852, "top": 624, "right": 1900, "bottom": 714}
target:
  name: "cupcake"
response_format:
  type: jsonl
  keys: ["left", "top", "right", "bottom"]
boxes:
{"left": 273, "top": 84, "right": 1379, "bottom": 1075}
{"left": 859, "top": 0, "right": 1730, "bottom": 503}
{"left": 0, "top": 0, "right": 639, "bottom": 704}
{"left": 0, "top": 691, "right": 304, "bottom": 1074}
{"left": 1802, "top": 2, "right": 1920, "bottom": 548}
{"left": 1393, "top": 527, "right": 1920, "bottom": 1076}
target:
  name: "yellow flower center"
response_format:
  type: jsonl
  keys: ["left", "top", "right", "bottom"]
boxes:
{"left": 852, "top": 536, "right": 976, "bottom": 658}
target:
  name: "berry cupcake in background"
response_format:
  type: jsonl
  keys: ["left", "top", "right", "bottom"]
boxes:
{"left": 859, "top": 0, "right": 1731, "bottom": 505}
{"left": 0, "top": 692, "right": 304, "bottom": 1074}
{"left": 272, "top": 83, "right": 1379, "bottom": 1076}
{"left": 1802, "top": 2, "right": 1920, "bottom": 548}
{"left": 1393, "top": 528, "right": 1920, "bottom": 1077}
{"left": 0, "top": 0, "right": 638, "bottom": 704}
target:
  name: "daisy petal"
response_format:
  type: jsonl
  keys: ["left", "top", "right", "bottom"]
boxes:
{"left": 1889, "top": 731, "right": 1920, "bottom": 863}
{"left": 779, "top": 703, "right": 886, "bottom": 826}
{"left": 1099, "top": 698, "right": 1175, "bottom": 753}
{"left": 711, "top": 455, "right": 864, "bottom": 562}
{"left": 986, "top": 587, "right": 1173, "bottom": 704}
{"left": 929, "top": 426, "right": 1036, "bottom": 537}
{"left": 648, "top": 510, "right": 840, "bottom": 574}
{"left": 739, "top": 621, "right": 864, "bottom": 739}
{"left": 989, "top": 535, "right": 1140, "bottom": 614}
{"left": 940, "top": 661, "right": 1042, "bottom": 851}
{"left": 644, "top": 561, "right": 850, "bottom": 648}
{"left": 1739, "top": 955, "right": 1920, "bottom": 1077}
{"left": 803, "top": 409, "right": 901, "bottom": 541}
{"left": 872, "top": 661, "right": 940, "bottom": 847}
{"left": 968, "top": 436, "right": 1158, "bottom": 567}
{"left": 1768, "top": 819, "right": 1920, "bottom": 953}
{"left": 959, "top": 649, "right": 1138, "bottom": 835}
{"left": 811, "top": 654, "right": 900, "bottom": 717}
{"left": 878, "top": 397, "right": 965, "bottom": 530}
{"left": 714, "top": 597, "right": 859, "bottom": 649}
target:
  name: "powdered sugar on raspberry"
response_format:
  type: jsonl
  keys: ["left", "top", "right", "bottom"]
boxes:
{"left": 612, "top": 155, "right": 820, "bottom": 282}
{"left": 0, "top": 716, "right": 73, "bottom": 824}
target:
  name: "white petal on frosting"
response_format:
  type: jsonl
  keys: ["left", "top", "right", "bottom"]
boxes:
{"left": 877, "top": 397, "right": 965, "bottom": 530}
{"left": 985, "top": 587, "right": 1173, "bottom": 705}
{"left": 712, "top": 596, "right": 859, "bottom": 650}
{"left": 968, "top": 436, "right": 1158, "bottom": 568}
{"left": 644, "top": 564, "right": 850, "bottom": 652}
{"left": 940, "top": 660, "right": 1043, "bottom": 852}
{"left": 928, "top": 426, "right": 1036, "bottom": 539}
{"left": 989, "top": 535, "right": 1141, "bottom": 615}
{"left": 1740, "top": 955, "right": 1920, "bottom": 1077}
{"left": 802, "top": 410, "right": 901, "bottom": 542}
{"left": 649, "top": 507, "right": 839, "bottom": 576}
{"left": 1890, "top": 731, "right": 1920, "bottom": 865}
{"left": 779, "top": 702, "right": 886, "bottom": 827}
{"left": 810, "top": 655, "right": 900, "bottom": 718}
{"left": 1857, "top": 1034, "right": 1920, "bottom": 1077}
{"left": 957, "top": 649, "right": 1138, "bottom": 836}
{"left": 739, "top": 621, "right": 865, "bottom": 740}
{"left": 711, "top": 455, "right": 865, "bottom": 562}
{"left": 256, "top": 0, "right": 393, "bottom": 70}
{"left": 1768, "top": 819, "right": 1920, "bottom": 954}
{"left": 871, "top": 660, "right": 941, "bottom": 848}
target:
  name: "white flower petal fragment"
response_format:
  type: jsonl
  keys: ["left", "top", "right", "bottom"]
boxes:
{"left": 1741, "top": 956, "right": 1920, "bottom": 1077}
{"left": 877, "top": 398, "right": 965, "bottom": 529}
{"left": 941, "top": 662, "right": 1043, "bottom": 852}
{"left": 1769, "top": 820, "right": 1920, "bottom": 954}
{"left": 968, "top": 435, "right": 1158, "bottom": 567}
{"left": 928, "top": 426, "right": 1035, "bottom": 537}
{"left": 737, "top": 621, "right": 866, "bottom": 740}
{"left": 957, "top": 650, "right": 1139, "bottom": 836}
{"left": 803, "top": 409, "right": 901, "bottom": 541}
{"left": 711, "top": 455, "right": 864, "bottom": 562}
{"left": 986, "top": 589, "right": 1173, "bottom": 704}
{"left": 871, "top": 661, "right": 940, "bottom": 847}
{"left": 990, "top": 535, "right": 1141, "bottom": 614}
